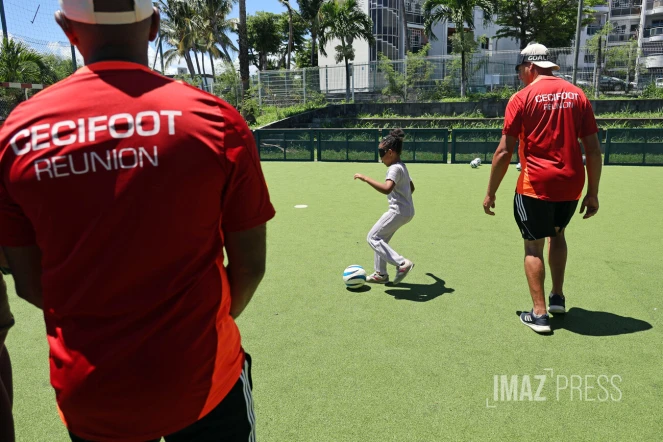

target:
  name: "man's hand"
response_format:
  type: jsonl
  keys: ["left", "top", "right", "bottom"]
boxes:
{"left": 580, "top": 195, "right": 599, "bottom": 219}
{"left": 483, "top": 194, "right": 496, "bottom": 216}
{"left": 354, "top": 173, "right": 366, "bottom": 182}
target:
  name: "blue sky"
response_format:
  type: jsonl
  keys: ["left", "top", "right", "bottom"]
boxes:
{"left": 2, "top": 0, "right": 298, "bottom": 73}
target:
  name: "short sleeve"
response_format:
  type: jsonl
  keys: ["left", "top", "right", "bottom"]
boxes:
{"left": 220, "top": 113, "right": 275, "bottom": 233}
{"left": 0, "top": 180, "right": 36, "bottom": 246}
{"left": 386, "top": 165, "right": 402, "bottom": 184}
{"left": 503, "top": 94, "right": 524, "bottom": 138}
{"left": 578, "top": 97, "right": 599, "bottom": 139}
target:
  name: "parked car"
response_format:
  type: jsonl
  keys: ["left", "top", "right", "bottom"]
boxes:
{"left": 656, "top": 78, "right": 663, "bottom": 88}
{"left": 554, "top": 73, "right": 591, "bottom": 87}
{"left": 599, "top": 76, "right": 627, "bottom": 91}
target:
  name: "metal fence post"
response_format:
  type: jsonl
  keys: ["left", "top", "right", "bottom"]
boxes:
{"left": 325, "top": 65, "right": 329, "bottom": 94}
{"left": 257, "top": 71, "right": 262, "bottom": 108}
{"left": 403, "top": 58, "right": 408, "bottom": 100}
{"left": 303, "top": 68, "right": 307, "bottom": 105}
{"left": 351, "top": 64, "right": 355, "bottom": 102}
{"left": 71, "top": 45, "right": 78, "bottom": 71}
{"left": 0, "top": 0, "right": 8, "bottom": 41}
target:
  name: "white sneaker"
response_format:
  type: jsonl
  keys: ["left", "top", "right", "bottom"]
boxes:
{"left": 366, "top": 272, "right": 389, "bottom": 284}
{"left": 393, "top": 260, "right": 414, "bottom": 285}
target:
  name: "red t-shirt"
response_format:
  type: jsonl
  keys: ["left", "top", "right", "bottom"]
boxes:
{"left": 503, "top": 76, "right": 598, "bottom": 201}
{"left": 0, "top": 62, "right": 275, "bottom": 441}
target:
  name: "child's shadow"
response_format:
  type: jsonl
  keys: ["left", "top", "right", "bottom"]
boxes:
{"left": 385, "top": 273, "right": 454, "bottom": 302}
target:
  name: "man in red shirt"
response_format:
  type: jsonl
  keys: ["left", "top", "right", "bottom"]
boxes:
{"left": 0, "top": 258, "right": 14, "bottom": 442}
{"left": 483, "top": 44, "right": 602, "bottom": 334}
{"left": 0, "top": 1, "right": 275, "bottom": 440}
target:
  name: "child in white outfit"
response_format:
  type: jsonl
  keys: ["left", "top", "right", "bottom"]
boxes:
{"left": 354, "top": 129, "right": 415, "bottom": 285}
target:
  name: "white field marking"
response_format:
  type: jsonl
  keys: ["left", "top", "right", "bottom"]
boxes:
{"left": 294, "top": 205, "right": 308, "bottom": 209}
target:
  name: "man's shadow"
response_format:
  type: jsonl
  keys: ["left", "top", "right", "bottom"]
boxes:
{"left": 516, "top": 308, "right": 653, "bottom": 336}
{"left": 384, "top": 273, "right": 454, "bottom": 302}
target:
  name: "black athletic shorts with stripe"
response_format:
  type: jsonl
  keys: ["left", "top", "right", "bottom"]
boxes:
{"left": 513, "top": 193, "right": 579, "bottom": 241}
{"left": 69, "top": 353, "right": 256, "bottom": 442}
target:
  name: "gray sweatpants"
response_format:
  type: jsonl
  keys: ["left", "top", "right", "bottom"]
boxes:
{"left": 367, "top": 210, "right": 413, "bottom": 275}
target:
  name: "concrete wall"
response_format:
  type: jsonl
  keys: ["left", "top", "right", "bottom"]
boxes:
{"left": 260, "top": 99, "right": 663, "bottom": 129}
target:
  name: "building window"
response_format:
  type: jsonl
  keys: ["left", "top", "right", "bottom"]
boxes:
{"left": 480, "top": 38, "right": 490, "bottom": 50}
{"left": 447, "top": 28, "right": 455, "bottom": 54}
{"left": 409, "top": 28, "right": 422, "bottom": 49}
{"left": 584, "top": 54, "right": 596, "bottom": 63}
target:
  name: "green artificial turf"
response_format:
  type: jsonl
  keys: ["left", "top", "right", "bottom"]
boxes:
{"left": 7, "top": 162, "right": 662, "bottom": 441}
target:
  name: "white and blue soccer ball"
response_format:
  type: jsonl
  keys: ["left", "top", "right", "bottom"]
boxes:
{"left": 470, "top": 159, "right": 480, "bottom": 168}
{"left": 516, "top": 162, "right": 522, "bottom": 171}
{"left": 343, "top": 265, "right": 366, "bottom": 289}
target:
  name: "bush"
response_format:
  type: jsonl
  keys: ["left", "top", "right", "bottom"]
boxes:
{"left": 641, "top": 83, "right": 663, "bottom": 99}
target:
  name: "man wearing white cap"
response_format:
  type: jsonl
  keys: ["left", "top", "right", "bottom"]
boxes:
{"left": 0, "top": 1, "right": 275, "bottom": 440}
{"left": 482, "top": 43, "right": 603, "bottom": 334}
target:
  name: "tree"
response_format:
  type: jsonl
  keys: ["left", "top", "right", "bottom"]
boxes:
{"left": 423, "top": 0, "right": 495, "bottom": 97}
{"left": 318, "top": 0, "right": 374, "bottom": 102}
{"left": 604, "top": 38, "right": 643, "bottom": 93}
{"left": 278, "top": 0, "right": 295, "bottom": 69}
{"left": 158, "top": 0, "right": 199, "bottom": 77}
{"left": 0, "top": 39, "right": 56, "bottom": 110}
{"left": 298, "top": 0, "right": 325, "bottom": 67}
{"left": 0, "top": 39, "right": 56, "bottom": 84}
{"left": 247, "top": 12, "right": 282, "bottom": 71}
{"left": 586, "top": 21, "right": 611, "bottom": 97}
{"left": 277, "top": 12, "right": 308, "bottom": 68}
{"left": 494, "top": 0, "right": 601, "bottom": 49}
{"left": 42, "top": 54, "right": 75, "bottom": 82}
{"left": 238, "top": 0, "right": 250, "bottom": 97}
{"left": 295, "top": 41, "right": 314, "bottom": 68}
{"left": 379, "top": 43, "right": 435, "bottom": 101}
{"left": 214, "top": 62, "right": 242, "bottom": 107}
{"left": 196, "top": 0, "right": 238, "bottom": 63}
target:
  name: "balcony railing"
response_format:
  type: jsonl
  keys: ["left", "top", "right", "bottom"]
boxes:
{"left": 611, "top": 6, "right": 642, "bottom": 16}
{"left": 646, "top": 0, "right": 663, "bottom": 9}
{"left": 587, "top": 26, "right": 602, "bottom": 35}
{"left": 644, "top": 26, "right": 663, "bottom": 37}
{"left": 608, "top": 32, "right": 638, "bottom": 42}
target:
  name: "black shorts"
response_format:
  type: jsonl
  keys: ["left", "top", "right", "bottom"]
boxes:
{"left": 513, "top": 193, "right": 578, "bottom": 241}
{"left": 69, "top": 353, "right": 255, "bottom": 442}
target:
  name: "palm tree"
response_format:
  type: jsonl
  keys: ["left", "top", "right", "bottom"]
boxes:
{"left": 0, "top": 39, "right": 56, "bottom": 84}
{"left": 158, "top": 0, "right": 199, "bottom": 77}
{"left": 278, "top": 0, "right": 295, "bottom": 69}
{"left": 197, "top": 0, "right": 238, "bottom": 63}
{"left": 298, "top": 0, "right": 325, "bottom": 66}
{"left": 238, "top": 0, "right": 250, "bottom": 97}
{"left": 318, "top": 0, "right": 374, "bottom": 102}
{"left": 423, "top": 0, "right": 495, "bottom": 97}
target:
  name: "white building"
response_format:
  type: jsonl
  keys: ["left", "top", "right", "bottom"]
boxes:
{"left": 607, "top": 0, "right": 663, "bottom": 69}
{"left": 317, "top": 0, "right": 663, "bottom": 93}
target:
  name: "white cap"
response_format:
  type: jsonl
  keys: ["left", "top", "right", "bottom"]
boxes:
{"left": 59, "top": 0, "right": 154, "bottom": 25}
{"left": 517, "top": 43, "right": 560, "bottom": 71}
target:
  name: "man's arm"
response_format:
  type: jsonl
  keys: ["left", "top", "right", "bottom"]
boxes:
{"left": 224, "top": 224, "right": 267, "bottom": 320}
{"left": 483, "top": 135, "right": 518, "bottom": 215}
{"left": 1, "top": 246, "right": 42, "bottom": 309}
{"left": 580, "top": 132, "right": 602, "bottom": 219}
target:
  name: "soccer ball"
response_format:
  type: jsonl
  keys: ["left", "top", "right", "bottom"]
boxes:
{"left": 470, "top": 159, "right": 480, "bottom": 168}
{"left": 343, "top": 265, "right": 366, "bottom": 289}
{"left": 516, "top": 162, "right": 522, "bottom": 171}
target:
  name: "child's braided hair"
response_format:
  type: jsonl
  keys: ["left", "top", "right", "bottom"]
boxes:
{"left": 379, "top": 129, "right": 405, "bottom": 155}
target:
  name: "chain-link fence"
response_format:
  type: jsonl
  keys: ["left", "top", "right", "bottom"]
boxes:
{"left": 1, "top": 1, "right": 663, "bottom": 115}
{"left": 253, "top": 44, "right": 663, "bottom": 107}
{"left": 0, "top": 0, "right": 80, "bottom": 118}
